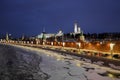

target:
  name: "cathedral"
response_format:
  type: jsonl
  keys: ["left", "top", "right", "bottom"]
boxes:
{"left": 36, "top": 29, "right": 63, "bottom": 39}
{"left": 74, "top": 22, "right": 81, "bottom": 34}
{"left": 36, "top": 22, "right": 85, "bottom": 42}
{"left": 73, "top": 22, "right": 85, "bottom": 41}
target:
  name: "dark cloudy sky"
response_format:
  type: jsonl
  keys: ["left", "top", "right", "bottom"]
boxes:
{"left": 0, "top": 0, "right": 120, "bottom": 37}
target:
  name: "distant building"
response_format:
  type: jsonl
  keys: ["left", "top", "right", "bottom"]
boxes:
{"left": 36, "top": 29, "right": 63, "bottom": 39}
{"left": 56, "top": 30, "right": 63, "bottom": 37}
{"left": 74, "top": 23, "right": 78, "bottom": 33}
{"left": 36, "top": 22, "right": 85, "bottom": 42}
{"left": 72, "top": 22, "right": 85, "bottom": 41}
{"left": 74, "top": 22, "right": 81, "bottom": 34}
{"left": 37, "top": 33, "right": 55, "bottom": 39}
{"left": 79, "top": 31, "right": 85, "bottom": 41}
{"left": 78, "top": 27, "right": 81, "bottom": 33}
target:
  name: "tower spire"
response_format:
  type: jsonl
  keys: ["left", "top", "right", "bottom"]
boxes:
{"left": 78, "top": 27, "right": 81, "bottom": 33}
{"left": 74, "top": 22, "right": 78, "bottom": 33}
{"left": 43, "top": 27, "right": 45, "bottom": 33}
{"left": 22, "top": 34, "right": 24, "bottom": 40}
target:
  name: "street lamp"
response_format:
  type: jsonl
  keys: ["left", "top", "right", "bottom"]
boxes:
{"left": 51, "top": 42, "right": 53, "bottom": 46}
{"left": 110, "top": 43, "right": 115, "bottom": 59}
{"left": 31, "top": 41, "right": 33, "bottom": 44}
{"left": 27, "top": 41, "right": 29, "bottom": 44}
{"left": 62, "top": 42, "right": 65, "bottom": 49}
{"left": 58, "top": 42, "right": 60, "bottom": 46}
{"left": 77, "top": 42, "right": 81, "bottom": 53}
{"left": 43, "top": 42, "right": 45, "bottom": 45}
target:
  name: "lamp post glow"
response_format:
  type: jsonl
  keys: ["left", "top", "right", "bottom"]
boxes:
{"left": 51, "top": 42, "right": 53, "bottom": 46}
{"left": 77, "top": 42, "right": 81, "bottom": 52}
{"left": 43, "top": 41, "right": 45, "bottom": 45}
{"left": 62, "top": 42, "right": 65, "bottom": 49}
{"left": 58, "top": 42, "right": 60, "bottom": 46}
{"left": 110, "top": 43, "right": 115, "bottom": 59}
{"left": 31, "top": 41, "right": 33, "bottom": 44}
{"left": 27, "top": 41, "right": 29, "bottom": 44}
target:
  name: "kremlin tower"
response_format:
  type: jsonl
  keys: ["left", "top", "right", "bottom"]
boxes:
{"left": 74, "top": 22, "right": 81, "bottom": 34}
{"left": 73, "top": 22, "right": 85, "bottom": 41}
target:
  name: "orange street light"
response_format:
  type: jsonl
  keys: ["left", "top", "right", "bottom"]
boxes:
{"left": 76, "top": 42, "right": 81, "bottom": 52}
{"left": 62, "top": 42, "right": 65, "bottom": 49}
{"left": 110, "top": 43, "right": 115, "bottom": 59}
{"left": 51, "top": 42, "right": 53, "bottom": 46}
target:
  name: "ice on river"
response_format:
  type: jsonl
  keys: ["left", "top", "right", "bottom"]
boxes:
{"left": 13, "top": 45, "right": 120, "bottom": 80}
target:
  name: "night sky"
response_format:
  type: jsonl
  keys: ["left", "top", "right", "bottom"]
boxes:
{"left": 0, "top": 0, "right": 120, "bottom": 37}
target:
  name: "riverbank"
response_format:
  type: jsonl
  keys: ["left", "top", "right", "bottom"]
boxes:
{"left": 6, "top": 43, "right": 120, "bottom": 70}
{"left": 1, "top": 43, "right": 120, "bottom": 80}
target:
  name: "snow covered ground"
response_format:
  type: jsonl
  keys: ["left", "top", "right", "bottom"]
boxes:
{"left": 13, "top": 44, "right": 120, "bottom": 80}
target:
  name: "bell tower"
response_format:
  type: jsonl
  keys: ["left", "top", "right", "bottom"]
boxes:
{"left": 6, "top": 33, "right": 9, "bottom": 41}
{"left": 74, "top": 22, "right": 78, "bottom": 33}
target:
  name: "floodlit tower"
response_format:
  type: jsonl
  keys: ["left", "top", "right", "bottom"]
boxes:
{"left": 74, "top": 23, "right": 78, "bottom": 33}
{"left": 22, "top": 34, "right": 24, "bottom": 40}
{"left": 43, "top": 27, "right": 46, "bottom": 33}
{"left": 6, "top": 33, "right": 9, "bottom": 41}
{"left": 78, "top": 27, "right": 81, "bottom": 33}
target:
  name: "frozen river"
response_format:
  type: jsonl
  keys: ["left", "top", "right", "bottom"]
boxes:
{"left": 0, "top": 44, "right": 120, "bottom": 80}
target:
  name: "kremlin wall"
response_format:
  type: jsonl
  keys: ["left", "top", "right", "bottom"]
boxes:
{"left": 2, "top": 23, "right": 120, "bottom": 56}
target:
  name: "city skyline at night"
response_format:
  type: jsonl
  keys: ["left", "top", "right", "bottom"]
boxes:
{"left": 1, "top": 0, "right": 120, "bottom": 37}
{"left": 1, "top": 1, "right": 120, "bottom": 79}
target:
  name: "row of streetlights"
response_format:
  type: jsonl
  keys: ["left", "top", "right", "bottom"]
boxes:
{"left": 49, "top": 41, "right": 116, "bottom": 59}
{"left": 51, "top": 41, "right": 116, "bottom": 59}
{"left": 1, "top": 39, "right": 116, "bottom": 59}
{"left": 49, "top": 41, "right": 81, "bottom": 52}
